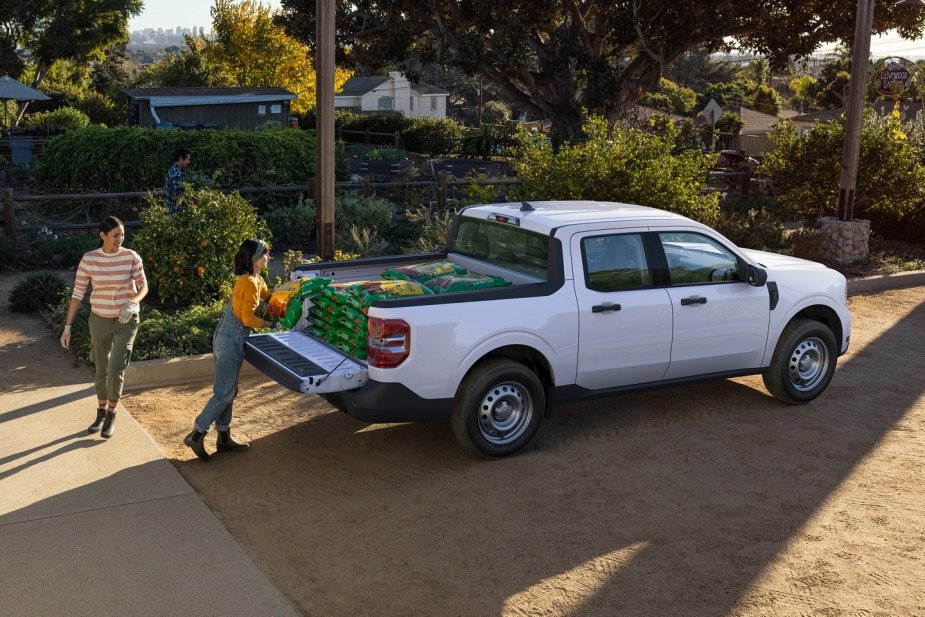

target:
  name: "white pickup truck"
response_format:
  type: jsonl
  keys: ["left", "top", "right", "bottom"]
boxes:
{"left": 245, "top": 200, "right": 852, "bottom": 458}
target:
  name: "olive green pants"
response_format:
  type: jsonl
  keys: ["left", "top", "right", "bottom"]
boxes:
{"left": 88, "top": 312, "right": 140, "bottom": 403}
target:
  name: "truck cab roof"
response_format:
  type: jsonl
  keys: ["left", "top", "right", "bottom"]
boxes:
{"left": 460, "top": 201, "right": 693, "bottom": 235}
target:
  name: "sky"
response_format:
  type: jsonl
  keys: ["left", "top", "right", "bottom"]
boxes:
{"left": 129, "top": 0, "right": 283, "bottom": 32}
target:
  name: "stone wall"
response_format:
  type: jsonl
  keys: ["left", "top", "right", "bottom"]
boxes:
{"left": 815, "top": 216, "right": 871, "bottom": 265}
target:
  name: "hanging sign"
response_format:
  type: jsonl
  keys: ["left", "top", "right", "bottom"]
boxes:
{"left": 874, "top": 61, "right": 913, "bottom": 98}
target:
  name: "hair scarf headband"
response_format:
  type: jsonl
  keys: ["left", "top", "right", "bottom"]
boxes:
{"left": 252, "top": 239, "right": 267, "bottom": 263}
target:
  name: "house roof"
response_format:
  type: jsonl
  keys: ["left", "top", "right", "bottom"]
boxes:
{"left": 791, "top": 101, "right": 924, "bottom": 125}
{"left": 335, "top": 75, "right": 448, "bottom": 97}
{"left": 122, "top": 87, "right": 297, "bottom": 107}
{"left": 738, "top": 106, "right": 780, "bottom": 133}
{"left": 336, "top": 77, "right": 390, "bottom": 96}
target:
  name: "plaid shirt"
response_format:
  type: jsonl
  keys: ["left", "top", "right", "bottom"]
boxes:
{"left": 164, "top": 163, "right": 186, "bottom": 214}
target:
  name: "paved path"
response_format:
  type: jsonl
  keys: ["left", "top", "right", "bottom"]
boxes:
{"left": 0, "top": 271, "right": 299, "bottom": 616}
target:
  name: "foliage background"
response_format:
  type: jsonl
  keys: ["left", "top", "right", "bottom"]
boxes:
{"left": 31, "top": 125, "right": 347, "bottom": 192}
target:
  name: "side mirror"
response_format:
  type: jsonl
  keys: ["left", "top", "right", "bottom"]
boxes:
{"left": 747, "top": 265, "right": 767, "bottom": 287}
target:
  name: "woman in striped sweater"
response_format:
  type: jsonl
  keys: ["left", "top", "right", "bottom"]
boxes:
{"left": 60, "top": 216, "right": 148, "bottom": 439}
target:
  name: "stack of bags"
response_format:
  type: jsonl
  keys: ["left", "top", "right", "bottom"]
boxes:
{"left": 274, "top": 260, "right": 513, "bottom": 360}
{"left": 382, "top": 260, "right": 511, "bottom": 294}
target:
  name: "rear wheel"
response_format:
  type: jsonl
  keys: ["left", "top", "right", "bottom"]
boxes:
{"left": 763, "top": 319, "right": 837, "bottom": 404}
{"left": 451, "top": 358, "right": 545, "bottom": 458}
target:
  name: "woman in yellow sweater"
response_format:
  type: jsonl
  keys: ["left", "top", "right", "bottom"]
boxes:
{"left": 184, "top": 238, "right": 275, "bottom": 461}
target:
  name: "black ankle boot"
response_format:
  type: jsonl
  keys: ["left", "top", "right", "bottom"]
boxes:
{"left": 101, "top": 411, "right": 116, "bottom": 439}
{"left": 216, "top": 429, "right": 249, "bottom": 452}
{"left": 88, "top": 408, "right": 106, "bottom": 434}
{"left": 183, "top": 429, "right": 210, "bottom": 461}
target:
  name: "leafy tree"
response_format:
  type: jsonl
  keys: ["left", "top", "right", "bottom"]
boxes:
{"left": 482, "top": 100, "right": 511, "bottom": 125}
{"left": 788, "top": 74, "right": 818, "bottom": 112}
{"left": 0, "top": 0, "right": 142, "bottom": 122}
{"left": 190, "top": 0, "right": 351, "bottom": 113}
{"left": 278, "top": 0, "right": 925, "bottom": 141}
{"left": 642, "top": 78, "right": 697, "bottom": 115}
{"left": 762, "top": 111, "right": 925, "bottom": 223}
{"left": 665, "top": 50, "right": 738, "bottom": 93}
{"left": 751, "top": 84, "right": 781, "bottom": 116}
{"left": 134, "top": 45, "right": 234, "bottom": 88}
{"left": 512, "top": 114, "right": 718, "bottom": 222}
{"left": 90, "top": 42, "right": 136, "bottom": 101}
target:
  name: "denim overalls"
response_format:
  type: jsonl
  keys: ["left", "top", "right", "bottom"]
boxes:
{"left": 193, "top": 300, "right": 251, "bottom": 433}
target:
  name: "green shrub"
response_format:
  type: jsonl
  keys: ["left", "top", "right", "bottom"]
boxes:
{"left": 47, "top": 293, "right": 227, "bottom": 362}
{"left": 512, "top": 114, "right": 719, "bottom": 223}
{"left": 21, "top": 106, "right": 91, "bottom": 131}
{"left": 56, "top": 234, "right": 100, "bottom": 267}
{"left": 762, "top": 112, "right": 925, "bottom": 223}
{"left": 711, "top": 208, "right": 785, "bottom": 251}
{"left": 404, "top": 205, "right": 456, "bottom": 253}
{"left": 263, "top": 197, "right": 316, "bottom": 249}
{"left": 31, "top": 125, "right": 344, "bottom": 193}
{"left": 401, "top": 117, "right": 465, "bottom": 156}
{"left": 0, "top": 236, "right": 16, "bottom": 270}
{"left": 27, "top": 227, "right": 59, "bottom": 264}
{"left": 72, "top": 92, "right": 125, "bottom": 127}
{"left": 8, "top": 271, "right": 69, "bottom": 313}
{"left": 333, "top": 194, "right": 394, "bottom": 247}
{"left": 132, "top": 187, "right": 270, "bottom": 306}
{"left": 132, "top": 302, "right": 226, "bottom": 360}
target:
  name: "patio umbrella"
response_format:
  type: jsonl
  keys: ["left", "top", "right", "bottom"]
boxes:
{"left": 0, "top": 75, "right": 51, "bottom": 129}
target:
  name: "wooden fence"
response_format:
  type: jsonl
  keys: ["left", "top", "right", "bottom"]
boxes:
{"left": 2, "top": 175, "right": 523, "bottom": 250}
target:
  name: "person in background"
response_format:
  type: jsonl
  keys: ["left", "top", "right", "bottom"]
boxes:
{"left": 183, "top": 238, "right": 276, "bottom": 461}
{"left": 164, "top": 147, "right": 191, "bottom": 214}
{"left": 60, "top": 216, "right": 148, "bottom": 439}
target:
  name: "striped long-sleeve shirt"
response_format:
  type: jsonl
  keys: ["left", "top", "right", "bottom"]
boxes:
{"left": 72, "top": 248, "right": 147, "bottom": 319}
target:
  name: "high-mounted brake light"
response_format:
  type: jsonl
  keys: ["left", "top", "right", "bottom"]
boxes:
{"left": 367, "top": 317, "right": 410, "bottom": 368}
{"left": 487, "top": 213, "right": 520, "bottom": 226}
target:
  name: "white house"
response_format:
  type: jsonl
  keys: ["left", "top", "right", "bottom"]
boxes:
{"left": 334, "top": 71, "right": 448, "bottom": 118}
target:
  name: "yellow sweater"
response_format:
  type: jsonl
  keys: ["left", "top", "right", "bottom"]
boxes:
{"left": 232, "top": 274, "right": 272, "bottom": 328}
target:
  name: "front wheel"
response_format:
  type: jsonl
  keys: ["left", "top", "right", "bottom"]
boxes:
{"left": 451, "top": 358, "right": 545, "bottom": 458}
{"left": 763, "top": 319, "right": 838, "bottom": 404}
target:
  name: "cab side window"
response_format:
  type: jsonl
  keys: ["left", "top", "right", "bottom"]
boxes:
{"left": 583, "top": 233, "right": 650, "bottom": 292}
{"left": 659, "top": 232, "right": 740, "bottom": 285}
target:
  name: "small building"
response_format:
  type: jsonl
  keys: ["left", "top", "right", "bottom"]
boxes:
{"left": 122, "top": 87, "right": 298, "bottom": 131}
{"left": 335, "top": 72, "right": 448, "bottom": 118}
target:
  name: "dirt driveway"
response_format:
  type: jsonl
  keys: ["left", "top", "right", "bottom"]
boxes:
{"left": 4, "top": 271, "right": 925, "bottom": 616}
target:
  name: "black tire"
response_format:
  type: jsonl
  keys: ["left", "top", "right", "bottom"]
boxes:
{"left": 451, "top": 358, "right": 545, "bottom": 458}
{"left": 763, "top": 318, "right": 838, "bottom": 404}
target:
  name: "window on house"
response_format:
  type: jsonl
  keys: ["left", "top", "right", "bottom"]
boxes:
{"left": 378, "top": 97, "right": 393, "bottom": 111}
{"left": 271, "top": 104, "right": 281, "bottom": 114}
{"left": 410, "top": 97, "right": 414, "bottom": 111}
{"left": 258, "top": 105, "right": 266, "bottom": 116}
{"left": 431, "top": 97, "right": 437, "bottom": 111}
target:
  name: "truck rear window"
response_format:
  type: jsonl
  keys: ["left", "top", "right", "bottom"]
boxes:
{"left": 453, "top": 219, "right": 549, "bottom": 279}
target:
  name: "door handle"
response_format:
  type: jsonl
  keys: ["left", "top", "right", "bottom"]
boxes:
{"left": 592, "top": 302, "right": 621, "bottom": 313}
{"left": 680, "top": 296, "right": 707, "bottom": 306}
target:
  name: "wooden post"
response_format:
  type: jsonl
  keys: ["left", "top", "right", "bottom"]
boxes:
{"left": 315, "top": 0, "right": 336, "bottom": 261}
{"left": 2, "top": 188, "right": 14, "bottom": 246}
{"left": 394, "top": 131, "right": 400, "bottom": 149}
{"left": 437, "top": 172, "right": 448, "bottom": 209}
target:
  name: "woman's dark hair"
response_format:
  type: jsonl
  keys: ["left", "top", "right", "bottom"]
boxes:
{"left": 234, "top": 238, "right": 261, "bottom": 275}
{"left": 98, "top": 215, "right": 124, "bottom": 247}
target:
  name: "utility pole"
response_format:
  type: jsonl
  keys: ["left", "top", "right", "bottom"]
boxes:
{"left": 838, "top": 0, "right": 875, "bottom": 222}
{"left": 315, "top": 0, "right": 335, "bottom": 260}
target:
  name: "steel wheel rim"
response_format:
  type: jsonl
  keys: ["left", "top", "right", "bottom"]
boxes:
{"left": 477, "top": 381, "right": 532, "bottom": 445}
{"left": 788, "top": 336, "right": 830, "bottom": 392}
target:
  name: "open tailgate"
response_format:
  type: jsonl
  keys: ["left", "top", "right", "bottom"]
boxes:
{"left": 244, "top": 331, "right": 368, "bottom": 394}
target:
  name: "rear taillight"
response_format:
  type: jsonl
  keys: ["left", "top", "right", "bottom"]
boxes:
{"left": 367, "top": 317, "right": 410, "bottom": 368}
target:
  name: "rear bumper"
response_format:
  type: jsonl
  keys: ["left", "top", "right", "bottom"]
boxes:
{"left": 340, "top": 380, "right": 453, "bottom": 422}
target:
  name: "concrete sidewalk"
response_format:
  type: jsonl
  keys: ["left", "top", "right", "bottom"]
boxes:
{"left": 0, "top": 383, "right": 299, "bottom": 616}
